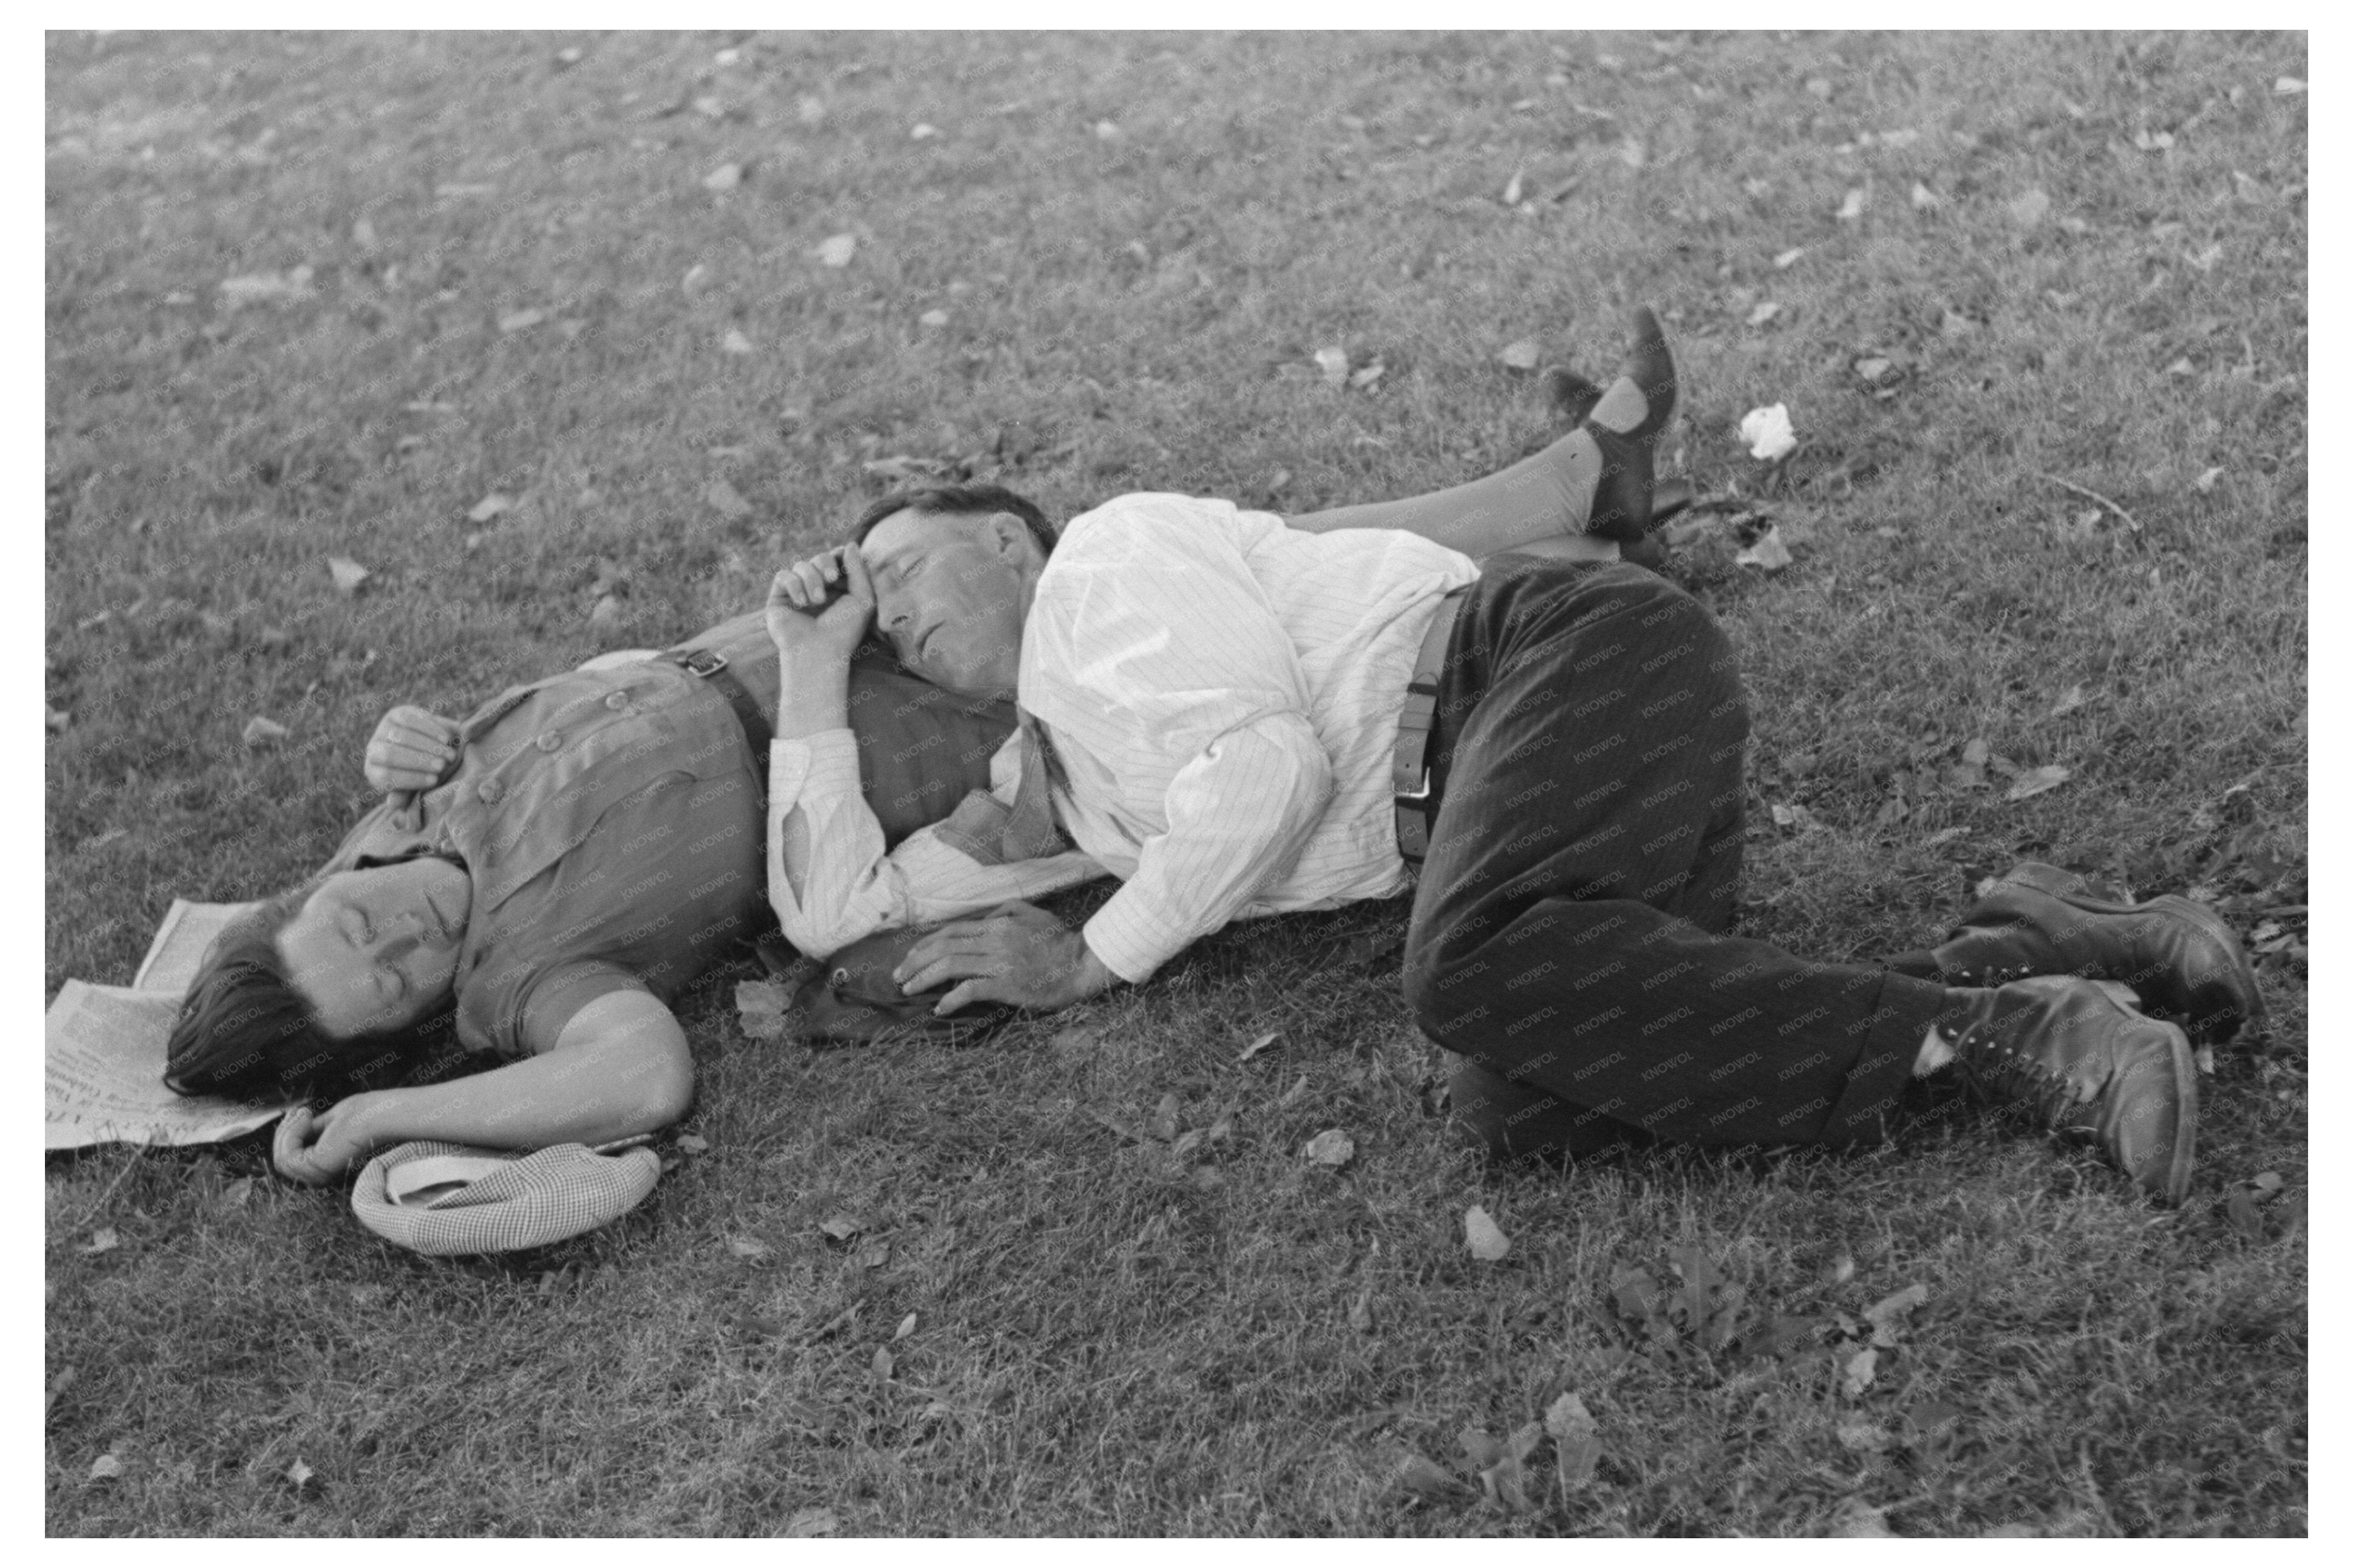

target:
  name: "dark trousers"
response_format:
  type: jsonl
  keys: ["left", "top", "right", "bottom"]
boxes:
{"left": 1401, "top": 556, "right": 1949, "bottom": 1159}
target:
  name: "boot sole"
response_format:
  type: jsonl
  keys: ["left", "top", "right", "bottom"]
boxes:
{"left": 1970, "top": 865, "right": 2267, "bottom": 1047}
{"left": 2150, "top": 1015, "right": 2199, "bottom": 1205}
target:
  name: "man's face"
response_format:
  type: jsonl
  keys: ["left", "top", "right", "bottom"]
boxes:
{"left": 858, "top": 506, "right": 1036, "bottom": 700}
{"left": 275, "top": 859, "right": 470, "bottom": 1038}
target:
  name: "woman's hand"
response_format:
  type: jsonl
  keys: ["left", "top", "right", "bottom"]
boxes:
{"left": 272, "top": 1097, "right": 385, "bottom": 1185}
{"left": 364, "top": 706, "right": 461, "bottom": 794}
{"left": 765, "top": 547, "right": 876, "bottom": 671}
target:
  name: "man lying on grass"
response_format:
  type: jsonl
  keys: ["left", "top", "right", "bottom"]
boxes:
{"left": 764, "top": 308, "right": 2263, "bottom": 1204}
{"left": 159, "top": 372, "right": 1633, "bottom": 1184}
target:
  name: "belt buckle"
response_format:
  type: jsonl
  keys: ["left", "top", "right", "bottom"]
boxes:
{"left": 678, "top": 648, "right": 729, "bottom": 678}
{"left": 1394, "top": 773, "right": 1433, "bottom": 807}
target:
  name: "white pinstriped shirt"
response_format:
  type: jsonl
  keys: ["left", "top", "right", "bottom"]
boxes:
{"left": 767, "top": 493, "right": 1480, "bottom": 981}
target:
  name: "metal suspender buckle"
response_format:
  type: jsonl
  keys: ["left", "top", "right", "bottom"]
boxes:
{"left": 675, "top": 648, "right": 729, "bottom": 678}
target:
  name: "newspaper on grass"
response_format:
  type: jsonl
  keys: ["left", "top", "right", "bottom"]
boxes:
{"left": 45, "top": 898, "right": 292, "bottom": 1150}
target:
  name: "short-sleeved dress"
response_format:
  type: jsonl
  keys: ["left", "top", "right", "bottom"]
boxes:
{"left": 324, "top": 619, "right": 1017, "bottom": 1061}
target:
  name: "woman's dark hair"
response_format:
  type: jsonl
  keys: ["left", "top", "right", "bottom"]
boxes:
{"left": 852, "top": 483, "right": 1057, "bottom": 560}
{"left": 163, "top": 881, "right": 464, "bottom": 1105}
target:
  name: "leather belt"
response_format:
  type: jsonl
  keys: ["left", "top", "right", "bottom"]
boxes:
{"left": 1393, "top": 587, "right": 1470, "bottom": 865}
{"left": 665, "top": 648, "right": 773, "bottom": 758}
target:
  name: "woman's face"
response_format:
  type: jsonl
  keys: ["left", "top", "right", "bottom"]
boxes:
{"left": 275, "top": 859, "right": 472, "bottom": 1037}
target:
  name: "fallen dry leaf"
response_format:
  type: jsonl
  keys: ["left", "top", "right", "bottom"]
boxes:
{"left": 2275, "top": 76, "right": 2306, "bottom": 95}
{"left": 1313, "top": 346, "right": 1350, "bottom": 387}
{"left": 219, "top": 1176, "right": 255, "bottom": 1209}
{"left": 2006, "top": 764, "right": 2072, "bottom": 802}
{"left": 1735, "top": 526, "right": 1793, "bottom": 572}
{"left": 88, "top": 1453, "right": 123, "bottom": 1481}
{"left": 468, "top": 494, "right": 513, "bottom": 524}
{"left": 782, "top": 1506, "right": 839, "bottom": 1537}
{"left": 588, "top": 593, "right": 623, "bottom": 629}
{"left": 735, "top": 978, "right": 788, "bottom": 1039}
{"left": 1746, "top": 300, "right": 1782, "bottom": 328}
{"left": 1837, "top": 1420, "right": 1894, "bottom": 1454}
{"left": 1393, "top": 1451, "right": 1470, "bottom": 1504}
{"left": 706, "top": 479, "right": 752, "bottom": 519}
{"left": 918, "top": 309, "right": 949, "bottom": 328}
{"left": 1831, "top": 1498, "right": 1896, "bottom": 1537}
{"left": 1464, "top": 1205, "right": 1511, "bottom": 1262}
{"left": 327, "top": 556, "right": 372, "bottom": 596}
{"left": 497, "top": 307, "right": 545, "bottom": 334}
{"left": 1277, "top": 1072, "right": 1310, "bottom": 1108}
{"left": 1911, "top": 181, "right": 1941, "bottom": 210}
{"left": 2051, "top": 684, "right": 2089, "bottom": 716}
{"left": 2194, "top": 466, "right": 2224, "bottom": 493}
{"left": 726, "top": 1236, "right": 773, "bottom": 1260}
{"left": 1238, "top": 1030, "right": 1279, "bottom": 1062}
{"left": 1836, "top": 187, "right": 1866, "bottom": 221}
{"left": 1497, "top": 338, "right": 1542, "bottom": 372}
{"left": 1546, "top": 1391, "right": 1602, "bottom": 1490}
{"left": 1146, "top": 1092, "right": 1181, "bottom": 1142}
{"left": 1842, "top": 1345, "right": 1879, "bottom": 1397}
{"left": 1480, "top": 1420, "right": 1546, "bottom": 1513}
{"left": 815, "top": 234, "right": 857, "bottom": 268}
{"left": 722, "top": 329, "right": 754, "bottom": 355}
{"left": 703, "top": 162, "right": 744, "bottom": 192}
{"left": 819, "top": 1213, "right": 866, "bottom": 1242}
{"left": 871, "top": 1345, "right": 894, "bottom": 1379}
{"left": 1864, "top": 1283, "right": 1928, "bottom": 1348}
{"left": 1349, "top": 360, "right": 1386, "bottom": 392}
{"left": 241, "top": 716, "right": 289, "bottom": 748}
{"left": 895, "top": 1312, "right": 918, "bottom": 1340}
{"left": 1349, "top": 1288, "right": 1375, "bottom": 1334}
{"left": 2009, "top": 188, "right": 2052, "bottom": 227}
{"left": 1773, "top": 246, "right": 1805, "bottom": 269}
{"left": 1303, "top": 1129, "right": 1356, "bottom": 1168}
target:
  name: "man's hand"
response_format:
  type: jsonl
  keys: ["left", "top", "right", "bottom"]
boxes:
{"left": 364, "top": 706, "right": 461, "bottom": 794}
{"left": 767, "top": 545, "right": 876, "bottom": 670}
{"left": 272, "top": 1096, "right": 384, "bottom": 1185}
{"left": 893, "top": 901, "right": 1121, "bottom": 1016}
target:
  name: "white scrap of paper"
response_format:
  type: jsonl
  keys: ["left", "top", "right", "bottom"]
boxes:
{"left": 1739, "top": 403, "right": 1798, "bottom": 460}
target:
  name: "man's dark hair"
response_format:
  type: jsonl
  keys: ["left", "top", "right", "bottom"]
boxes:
{"left": 853, "top": 483, "right": 1056, "bottom": 560}
{"left": 164, "top": 881, "right": 463, "bottom": 1105}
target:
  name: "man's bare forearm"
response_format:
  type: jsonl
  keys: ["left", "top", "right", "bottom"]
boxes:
{"left": 773, "top": 655, "right": 852, "bottom": 741}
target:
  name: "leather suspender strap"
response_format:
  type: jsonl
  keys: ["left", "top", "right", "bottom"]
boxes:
{"left": 666, "top": 648, "right": 774, "bottom": 759}
{"left": 1393, "top": 587, "right": 1469, "bottom": 865}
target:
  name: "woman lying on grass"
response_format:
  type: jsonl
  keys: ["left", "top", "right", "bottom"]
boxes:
{"left": 165, "top": 369, "right": 1651, "bottom": 1183}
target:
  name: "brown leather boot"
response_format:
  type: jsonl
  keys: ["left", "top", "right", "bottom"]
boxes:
{"left": 1928, "top": 862, "right": 2264, "bottom": 1047}
{"left": 1936, "top": 976, "right": 2197, "bottom": 1203}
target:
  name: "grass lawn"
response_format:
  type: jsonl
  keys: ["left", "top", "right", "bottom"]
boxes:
{"left": 45, "top": 30, "right": 2306, "bottom": 1536}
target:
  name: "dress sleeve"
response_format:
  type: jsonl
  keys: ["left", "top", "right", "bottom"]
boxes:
{"left": 768, "top": 729, "right": 1104, "bottom": 960}
{"left": 516, "top": 960, "right": 649, "bottom": 1057}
